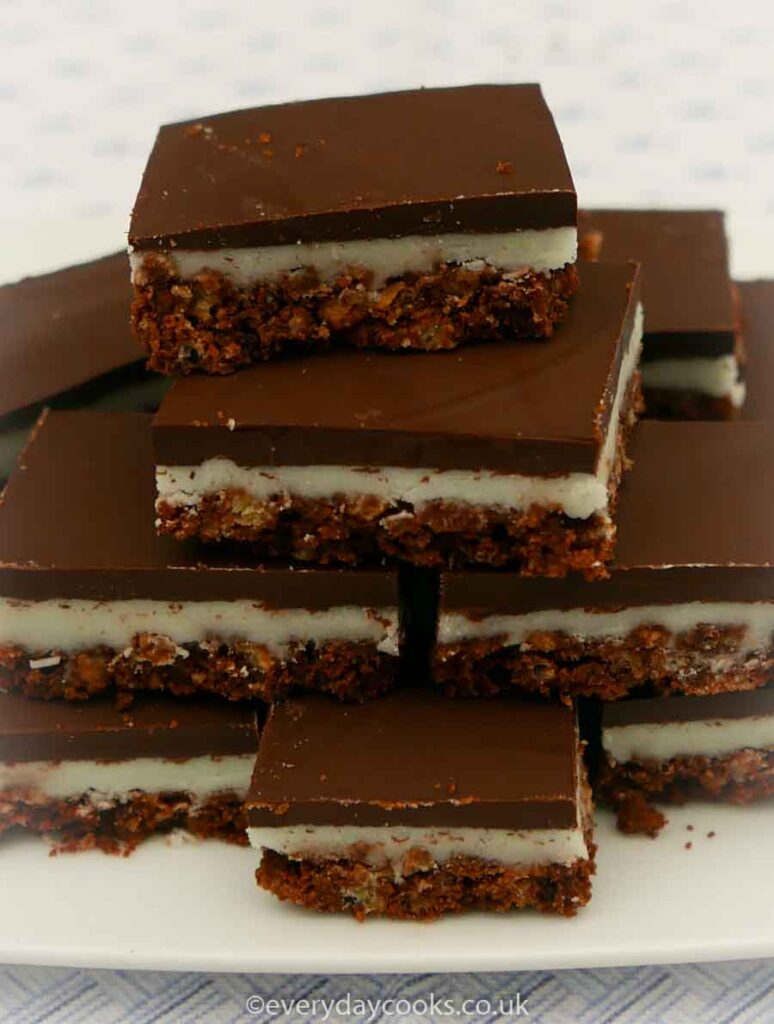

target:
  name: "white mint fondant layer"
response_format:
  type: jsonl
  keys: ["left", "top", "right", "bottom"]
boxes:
{"left": 157, "top": 461, "right": 612, "bottom": 522}
{"left": 603, "top": 717, "right": 774, "bottom": 763}
{"left": 156, "top": 305, "right": 643, "bottom": 523}
{"left": 130, "top": 227, "right": 577, "bottom": 290}
{"left": 0, "top": 754, "right": 254, "bottom": 801}
{"left": 642, "top": 354, "right": 746, "bottom": 407}
{"left": 438, "top": 601, "right": 774, "bottom": 654}
{"left": 247, "top": 823, "right": 588, "bottom": 870}
{"left": 0, "top": 599, "right": 400, "bottom": 657}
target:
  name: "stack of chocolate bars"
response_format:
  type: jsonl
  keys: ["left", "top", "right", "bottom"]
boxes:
{"left": 1, "top": 84, "right": 772, "bottom": 921}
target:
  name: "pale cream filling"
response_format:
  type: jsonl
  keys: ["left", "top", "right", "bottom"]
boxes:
{"left": 156, "top": 306, "right": 642, "bottom": 523}
{"left": 129, "top": 227, "right": 577, "bottom": 290}
{"left": 248, "top": 821, "right": 588, "bottom": 873}
{"left": 603, "top": 716, "right": 774, "bottom": 763}
{"left": 642, "top": 354, "right": 746, "bottom": 406}
{"left": 438, "top": 601, "right": 774, "bottom": 654}
{"left": 0, "top": 599, "right": 400, "bottom": 658}
{"left": 0, "top": 754, "right": 254, "bottom": 802}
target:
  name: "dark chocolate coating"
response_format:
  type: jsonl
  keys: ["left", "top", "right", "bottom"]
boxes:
{"left": 739, "top": 280, "right": 774, "bottom": 424}
{"left": 579, "top": 209, "right": 736, "bottom": 358}
{"left": 154, "top": 261, "right": 639, "bottom": 475}
{"left": 0, "top": 252, "right": 139, "bottom": 418}
{"left": 0, "top": 692, "right": 258, "bottom": 763}
{"left": 248, "top": 691, "right": 579, "bottom": 830}
{"left": 0, "top": 411, "right": 398, "bottom": 606}
{"left": 441, "top": 420, "right": 774, "bottom": 612}
{"left": 603, "top": 688, "right": 774, "bottom": 729}
{"left": 130, "top": 85, "right": 576, "bottom": 250}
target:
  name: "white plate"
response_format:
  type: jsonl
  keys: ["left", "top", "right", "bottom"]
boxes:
{"left": 0, "top": 803, "right": 772, "bottom": 973}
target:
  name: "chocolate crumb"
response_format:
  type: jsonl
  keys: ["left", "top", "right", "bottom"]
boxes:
{"left": 495, "top": 160, "right": 513, "bottom": 174}
{"left": 613, "top": 791, "right": 667, "bottom": 837}
{"left": 707, "top": 830, "right": 716, "bottom": 838}
{"left": 686, "top": 824, "right": 694, "bottom": 831}
{"left": 685, "top": 841, "right": 692, "bottom": 850}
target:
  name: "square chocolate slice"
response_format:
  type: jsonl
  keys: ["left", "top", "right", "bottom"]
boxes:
{"left": 435, "top": 421, "right": 774, "bottom": 701}
{"left": 129, "top": 85, "right": 578, "bottom": 373}
{"left": 598, "top": 688, "right": 774, "bottom": 836}
{"left": 0, "top": 692, "right": 257, "bottom": 851}
{"left": 0, "top": 412, "right": 400, "bottom": 703}
{"left": 153, "top": 261, "right": 642, "bottom": 577}
{"left": 579, "top": 209, "right": 743, "bottom": 419}
{"left": 248, "top": 691, "right": 594, "bottom": 919}
{"left": 0, "top": 252, "right": 167, "bottom": 479}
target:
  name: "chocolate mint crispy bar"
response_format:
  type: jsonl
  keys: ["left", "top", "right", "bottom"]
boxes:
{"left": 153, "top": 261, "right": 642, "bottom": 577}
{"left": 129, "top": 85, "right": 579, "bottom": 373}
{"left": 248, "top": 691, "right": 594, "bottom": 919}
{"left": 0, "top": 252, "right": 167, "bottom": 479}
{"left": 598, "top": 689, "right": 774, "bottom": 836}
{"left": 0, "top": 692, "right": 257, "bottom": 852}
{"left": 436, "top": 421, "right": 774, "bottom": 701}
{"left": 0, "top": 412, "right": 400, "bottom": 703}
{"left": 580, "top": 209, "right": 743, "bottom": 419}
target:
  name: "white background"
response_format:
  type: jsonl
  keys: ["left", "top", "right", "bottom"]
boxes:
{"left": 2, "top": 0, "right": 774, "bottom": 280}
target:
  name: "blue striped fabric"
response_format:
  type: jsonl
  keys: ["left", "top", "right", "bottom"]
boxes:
{"left": 1, "top": 963, "right": 774, "bottom": 1023}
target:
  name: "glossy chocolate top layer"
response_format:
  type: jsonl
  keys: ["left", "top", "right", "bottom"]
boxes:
{"left": 154, "top": 261, "right": 639, "bottom": 475}
{"left": 0, "top": 692, "right": 258, "bottom": 763}
{"left": 603, "top": 688, "right": 774, "bottom": 730}
{"left": 130, "top": 85, "right": 576, "bottom": 250}
{"left": 441, "top": 420, "right": 774, "bottom": 613}
{"left": 248, "top": 691, "right": 579, "bottom": 830}
{"left": 0, "top": 411, "right": 398, "bottom": 606}
{"left": 579, "top": 209, "right": 736, "bottom": 359}
{"left": 739, "top": 280, "right": 774, "bottom": 423}
{"left": 0, "top": 252, "right": 139, "bottom": 418}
